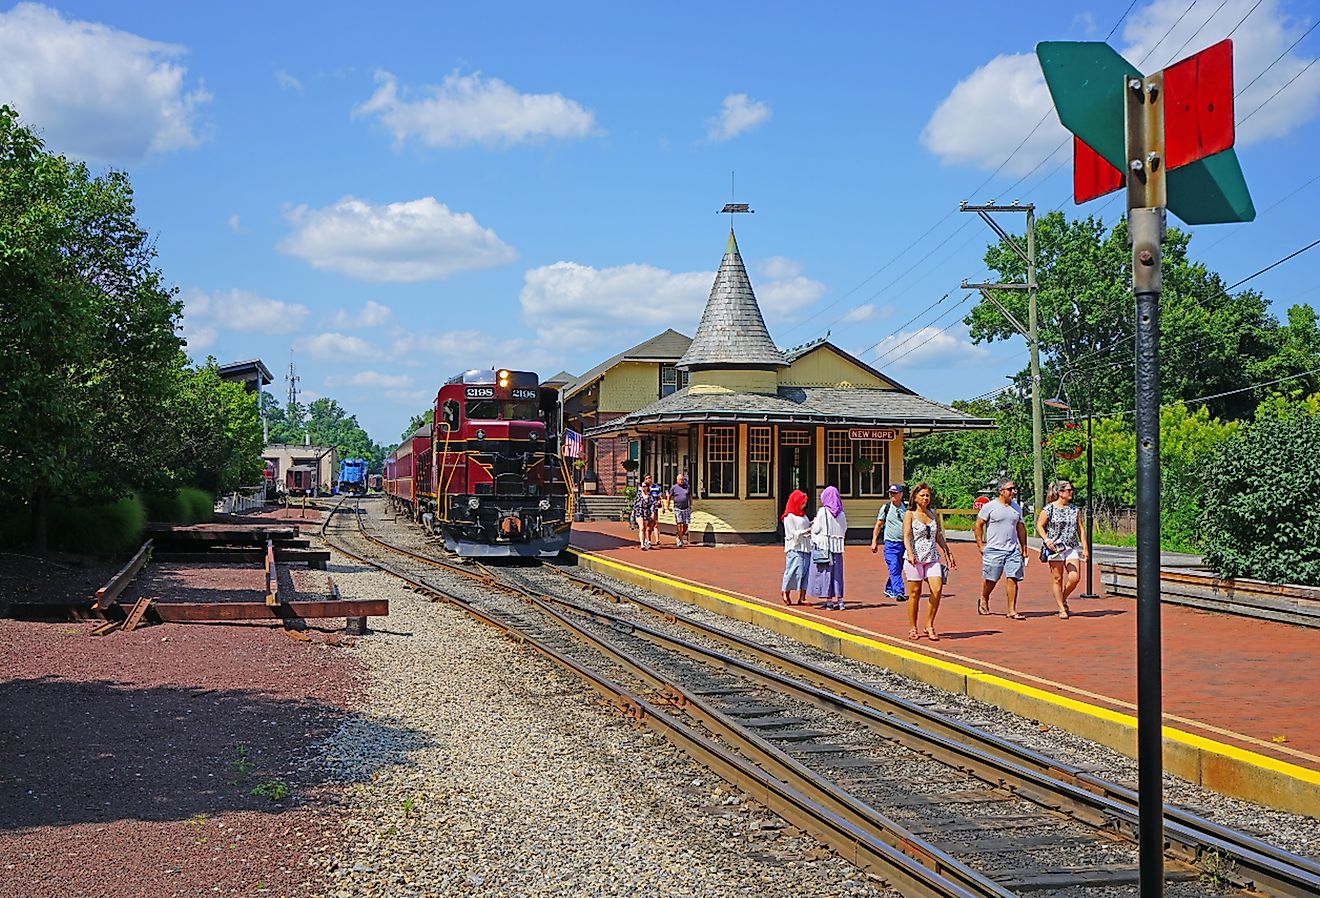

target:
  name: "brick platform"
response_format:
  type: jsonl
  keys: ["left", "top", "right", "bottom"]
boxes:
{"left": 570, "top": 521, "right": 1320, "bottom": 815}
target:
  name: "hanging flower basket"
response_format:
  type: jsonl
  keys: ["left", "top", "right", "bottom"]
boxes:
{"left": 854, "top": 458, "right": 875, "bottom": 474}
{"left": 1046, "top": 421, "right": 1085, "bottom": 461}
{"left": 621, "top": 459, "right": 639, "bottom": 472}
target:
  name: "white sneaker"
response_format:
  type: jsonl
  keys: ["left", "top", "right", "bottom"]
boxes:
{"left": 675, "top": 538, "right": 682, "bottom": 547}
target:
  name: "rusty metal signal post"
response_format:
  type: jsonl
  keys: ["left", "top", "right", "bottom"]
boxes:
{"left": 1127, "top": 70, "right": 1168, "bottom": 898}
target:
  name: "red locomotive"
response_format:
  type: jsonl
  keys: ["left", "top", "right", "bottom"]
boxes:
{"left": 383, "top": 368, "right": 572, "bottom": 557}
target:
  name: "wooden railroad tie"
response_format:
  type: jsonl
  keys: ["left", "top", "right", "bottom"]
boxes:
{"left": 121, "top": 596, "right": 154, "bottom": 632}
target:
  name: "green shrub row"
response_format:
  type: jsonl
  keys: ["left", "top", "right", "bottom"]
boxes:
{"left": 0, "top": 486, "right": 214, "bottom": 557}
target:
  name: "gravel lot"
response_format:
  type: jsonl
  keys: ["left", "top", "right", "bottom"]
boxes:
{"left": 323, "top": 560, "right": 895, "bottom": 898}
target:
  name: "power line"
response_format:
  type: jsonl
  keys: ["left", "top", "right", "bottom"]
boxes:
{"left": 1235, "top": 19, "right": 1319, "bottom": 98}
{"left": 1136, "top": 0, "right": 1200, "bottom": 68}
{"left": 1226, "top": 0, "right": 1265, "bottom": 38}
{"left": 1238, "top": 53, "right": 1320, "bottom": 128}
{"left": 1163, "top": 0, "right": 1232, "bottom": 67}
{"left": 1073, "top": 364, "right": 1320, "bottom": 423}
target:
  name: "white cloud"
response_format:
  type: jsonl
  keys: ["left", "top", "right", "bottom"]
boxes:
{"left": 0, "top": 3, "right": 210, "bottom": 164}
{"left": 293, "top": 332, "right": 380, "bottom": 361}
{"left": 181, "top": 323, "right": 216, "bottom": 352}
{"left": 353, "top": 69, "right": 598, "bottom": 148}
{"left": 279, "top": 196, "right": 516, "bottom": 282}
{"left": 870, "top": 325, "right": 990, "bottom": 369}
{"left": 841, "top": 304, "right": 877, "bottom": 323}
{"left": 921, "top": 53, "right": 1067, "bottom": 175}
{"left": 922, "top": 0, "right": 1320, "bottom": 173}
{"left": 331, "top": 299, "right": 395, "bottom": 329}
{"left": 753, "top": 257, "right": 826, "bottom": 320}
{"left": 324, "top": 370, "right": 413, "bottom": 389}
{"left": 275, "top": 68, "right": 302, "bottom": 92}
{"left": 227, "top": 213, "right": 241, "bottom": 233}
{"left": 706, "top": 93, "right": 771, "bottom": 141}
{"left": 519, "top": 261, "right": 712, "bottom": 351}
{"left": 1120, "top": 0, "right": 1320, "bottom": 145}
{"left": 181, "top": 287, "right": 310, "bottom": 337}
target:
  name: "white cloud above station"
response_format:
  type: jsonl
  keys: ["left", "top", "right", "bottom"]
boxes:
{"left": 920, "top": 0, "right": 1320, "bottom": 173}
{"left": 705, "top": 93, "right": 772, "bottom": 141}
{"left": 331, "top": 300, "right": 395, "bottom": 329}
{"left": 0, "top": 2, "right": 210, "bottom": 164}
{"left": 180, "top": 288, "right": 310, "bottom": 346}
{"left": 353, "top": 69, "right": 598, "bottom": 148}
{"left": 279, "top": 196, "right": 517, "bottom": 282}
{"left": 293, "top": 332, "right": 381, "bottom": 361}
{"left": 868, "top": 324, "right": 990, "bottom": 369}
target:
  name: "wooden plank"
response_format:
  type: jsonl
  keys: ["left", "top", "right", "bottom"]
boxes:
{"left": 121, "top": 596, "right": 153, "bottom": 632}
{"left": 91, "top": 620, "right": 123, "bottom": 637}
{"left": 93, "top": 539, "right": 154, "bottom": 611}
{"left": 141, "top": 600, "right": 388, "bottom": 621}
{"left": 265, "top": 536, "right": 278, "bottom": 607}
{"left": 152, "top": 548, "right": 330, "bottom": 566}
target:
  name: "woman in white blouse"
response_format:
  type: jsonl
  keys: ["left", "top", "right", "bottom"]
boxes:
{"left": 807, "top": 486, "right": 848, "bottom": 610}
{"left": 781, "top": 489, "right": 812, "bottom": 605}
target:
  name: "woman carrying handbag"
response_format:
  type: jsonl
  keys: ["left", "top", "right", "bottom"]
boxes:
{"left": 903, "top": 483, "right": 957, "bottom": 640}
{"left": 807, "top": 486, "right": 848, "bottom": 611}
{"left": 1036, "top": 479, "right": 1088, "bottom": 619}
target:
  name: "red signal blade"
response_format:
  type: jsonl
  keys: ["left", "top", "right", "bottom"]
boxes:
{"left": 1164, "top": 39, "right": 1235, "bottom": 169}
{"left": 1074, "top": 135, "right": 1124, "bottom": 204}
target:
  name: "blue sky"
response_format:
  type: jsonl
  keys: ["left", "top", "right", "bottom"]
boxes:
{"left": 3, "top": 1, "right": 1318, "bottom": 443}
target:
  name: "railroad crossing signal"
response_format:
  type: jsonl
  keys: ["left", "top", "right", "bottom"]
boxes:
{"left": 1037, "top": 39, "right": 1255, "bottom": 224}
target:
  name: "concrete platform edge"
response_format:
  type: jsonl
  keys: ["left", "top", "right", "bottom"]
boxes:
{"left": 569, "top": 548, "right": 1320, "bottom": 817}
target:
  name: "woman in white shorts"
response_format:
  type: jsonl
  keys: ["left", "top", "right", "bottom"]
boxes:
{"left": 902, "top": 483, "right": 957, "bottom": 640}
{"left": 1036, "top": 479, "right": 1089, "bottom": 619}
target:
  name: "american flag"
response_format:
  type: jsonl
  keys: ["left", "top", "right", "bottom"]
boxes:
{"left": 563, "top": 429, "right": 583, "bottom": 459}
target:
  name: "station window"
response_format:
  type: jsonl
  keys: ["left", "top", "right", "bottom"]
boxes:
{"left": 660, "top": 365, "right": 689, "bottom": 398}
{"left": 780, "top": 430, "right": 811, "bottom": 447}
{"left": 826, "top": 430, "right": 853, "bottom": 496}
{"left": 660, "top": 435, "right": 678, "bottom": 489}
{"left": 705, "top": 426, "right": 736, "bottom": 497}
{"left": 747, "top": 427, "right": 772, "bottom": 497}
{"left": 856, "top": 440, "right": 888, "bottom": 497}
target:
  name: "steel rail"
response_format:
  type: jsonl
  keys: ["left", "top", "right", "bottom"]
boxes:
{"left": 325, "top": 502, "right": 1320, "bottom": 897}
{"left": 320, "top": 498, "right": 986, "bottom": 898}
{"left": 541, "top": 566, "right": 1320, "bottom": 898}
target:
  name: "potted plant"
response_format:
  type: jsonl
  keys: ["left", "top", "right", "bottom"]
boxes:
{"left": 855, "top": 458, "right": 875, "bottom": 474}
{"left": 621, "top": 458, "right": 639, "bottom": 473}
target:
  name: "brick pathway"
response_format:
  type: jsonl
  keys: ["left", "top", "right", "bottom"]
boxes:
{"left": 571, "top": 521, "right": 1320, "bottom": 771}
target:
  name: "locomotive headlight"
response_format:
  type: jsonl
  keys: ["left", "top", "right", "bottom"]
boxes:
{"left": 539, "top": 498, "right": 551, "bottom": 510}
{"left": 468, "top": 497, "right": 480, "bottom": 509}
{"left": 497, "top": 369, "right": 510, "bottom": 387}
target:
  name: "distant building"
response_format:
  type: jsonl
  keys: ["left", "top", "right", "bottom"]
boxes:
{"left": 585, "top": 230, "right": 994, "bottom": 542}
{"left": 559, "top": 329, "right": 692, "bottom": 495}
{"left": 262, "top": 443, "right": 337, "bottom": 495}
{"left": 218, "top": 359, "right": 274, "bottom": 394}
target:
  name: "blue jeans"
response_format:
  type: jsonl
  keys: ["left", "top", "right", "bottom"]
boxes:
{"left": 883, "top": 539, "right": 905, "bottom": 596}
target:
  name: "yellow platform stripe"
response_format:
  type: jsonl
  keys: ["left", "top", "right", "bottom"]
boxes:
{"left": 569, "top": 547, "right": 1320, "bottom": 791}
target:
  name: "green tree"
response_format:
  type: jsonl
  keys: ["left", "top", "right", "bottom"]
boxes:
{"left": 1201, "top": 399, "right": 1320, "bottom": 585}
{"left": 969, "top": 212, "right": 1285, "bottom": 420}
{"left": 0, "top": 106, "right": 182, "bottom": 549}
{"left": 161, "top": 358, "right": 265, "bottom": 494}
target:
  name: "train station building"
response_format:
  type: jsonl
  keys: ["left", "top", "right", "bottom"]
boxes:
{"left": 584, "top": 230, "right": 994, "bottom": 542}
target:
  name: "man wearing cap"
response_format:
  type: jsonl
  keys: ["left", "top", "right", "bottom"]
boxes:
{"left": 870, "top": 484, "right": 908, "bottom": 601}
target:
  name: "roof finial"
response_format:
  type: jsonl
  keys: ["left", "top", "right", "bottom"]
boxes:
{"left": 717, "top": 170, "right": 753, "bottom": 231}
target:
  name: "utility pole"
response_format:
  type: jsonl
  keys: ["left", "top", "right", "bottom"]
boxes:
{"left": 960, "top": 201, "right": 1044, "bottom": 512}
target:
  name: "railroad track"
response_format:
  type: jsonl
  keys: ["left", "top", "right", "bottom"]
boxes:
{"left": 322, "top": 497, "right": 1320, "bottom": 898}
{"left": 1102, "top": 563, "right": 1320, "bottom": 629}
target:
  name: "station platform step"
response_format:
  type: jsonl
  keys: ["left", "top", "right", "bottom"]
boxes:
{"left": 568, "top": 521, "right": 1320, "bottom": 817}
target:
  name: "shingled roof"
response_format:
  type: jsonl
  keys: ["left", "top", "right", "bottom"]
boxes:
{"left": 585, "top": 386, "right": 994, "bottom": 437}
{"left": 677, "top": 230, "right": 787, "bottom": 371}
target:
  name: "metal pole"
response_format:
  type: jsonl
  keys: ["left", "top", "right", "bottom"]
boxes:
{"left": 1127, "top": 69, "right": 1167, "bottom": 898}
{"left": 1027, "top": 207, "right": 1044, "bottom": 515}
{"left": 1081, "top": 382, "right": 1099, "bottom": 598}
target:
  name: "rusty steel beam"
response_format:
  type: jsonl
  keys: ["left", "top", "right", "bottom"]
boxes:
{"left": 144, "top": 600, "right": 388, "bottom": 621}
{"left": 93, "top": 539, "right": 153, "bottom": 610}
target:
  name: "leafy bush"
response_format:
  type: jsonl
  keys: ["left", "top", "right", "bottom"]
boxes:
{"left": 46, "top": 494, "right": 147, "bottom": 556}
{"left": 178, "top": 487, "right": 214, "bottom": 523}
{"left": 1201, "top": 411, "right": 1320, "bottom": 585}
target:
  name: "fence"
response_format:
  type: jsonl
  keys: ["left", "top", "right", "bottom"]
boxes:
{"left": 215, "top": 487, "right": 266, "bottom": 515}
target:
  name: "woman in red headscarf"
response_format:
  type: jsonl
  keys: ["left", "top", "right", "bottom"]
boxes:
{"left": 781, "top": 490, "right": 811, "bottom": 604}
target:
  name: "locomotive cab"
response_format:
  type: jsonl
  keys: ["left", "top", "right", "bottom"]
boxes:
{"left": 429, "top": 368, "right": 570, "bottom": 557}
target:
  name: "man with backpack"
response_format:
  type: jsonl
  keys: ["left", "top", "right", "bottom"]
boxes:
{"left": 870, "top": 484, "right": 907, "bottom": 601}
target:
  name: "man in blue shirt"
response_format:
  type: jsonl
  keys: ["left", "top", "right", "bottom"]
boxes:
{"left": 870, "top": 484, "right": 907, "bottom": 600}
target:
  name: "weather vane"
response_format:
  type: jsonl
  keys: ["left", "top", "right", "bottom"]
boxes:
{"left": 718, "top": 171, "right": 753, "bottom": 228}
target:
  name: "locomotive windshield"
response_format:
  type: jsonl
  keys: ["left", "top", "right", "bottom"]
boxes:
{"left": 464, "top": 399, "right": 541, "bottom": 422}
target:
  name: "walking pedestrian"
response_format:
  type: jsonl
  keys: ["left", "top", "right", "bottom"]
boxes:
{"left": 668, "top": 471, "right": 692, "bottom": 547}
{"left": 870, "top": 483, "right": 908, "bottom": 601}
{"left": 781, "top": 489, "right": 811, "bottom": 605}
{"left": 902, "top": 483, "right": 956, "bottom": 640}
{"left": 646, "top": 477, "right": 664, "bottom": 548}
{"left": 974, "top": 477, "right": 1029, "bottom": 619}
{"left": 808, "top": 485, "right": 847, "bottom": 611}
{"left": 1036, "top": 479, "right": 1088, "bottom": 619}
{"left": 633, "top": 474, "right": 659, "bottom": 550}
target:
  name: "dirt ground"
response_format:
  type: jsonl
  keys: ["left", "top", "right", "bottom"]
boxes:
{"left": 0, "top": 539, "right": 365, "bottom": 898}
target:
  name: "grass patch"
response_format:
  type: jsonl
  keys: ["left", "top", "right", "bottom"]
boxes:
{"left": 250, "top": 780, "right": 289, "bottom": 802}
{"left": 46, "top": 494, "right": 147, "bottom": 556}
{"left": 143, "top": 486, "right": 215, "bottom": 524}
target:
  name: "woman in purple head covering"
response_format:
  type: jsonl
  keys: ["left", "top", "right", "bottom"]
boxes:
{"left": 807, "top": 486, "right": 848, "bottom": 610}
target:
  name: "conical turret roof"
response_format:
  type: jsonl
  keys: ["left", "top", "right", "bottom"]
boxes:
{"left": 677, "top": 230, "right": 787, "bottom": 371}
